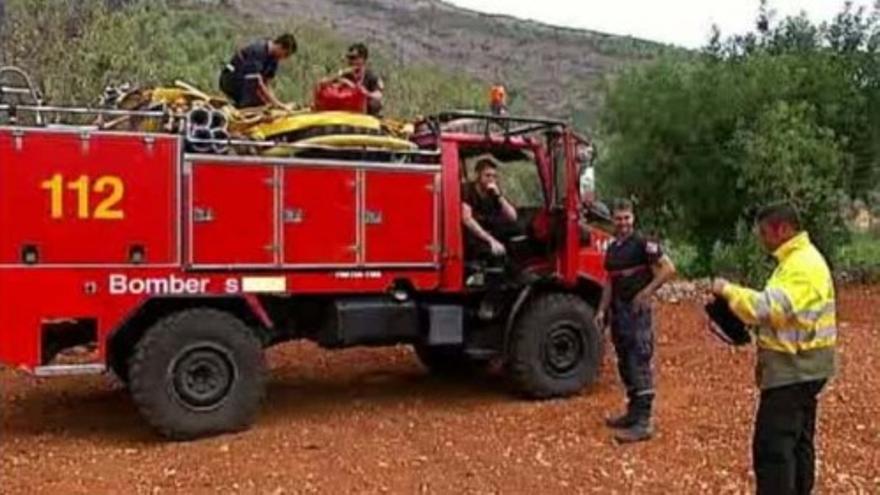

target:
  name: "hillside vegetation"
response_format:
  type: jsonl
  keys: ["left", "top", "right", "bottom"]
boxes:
{"left": 0, "top": 0, "right": 490, "bottom": 118}
{"left": 599, "top": 1, "right": 880, "bottom": 281}
{"left": 0, "top": 0, "right": 672, "bottom": 125}
{"left": 228, "top": 0, "right": 674, "bottom": 125}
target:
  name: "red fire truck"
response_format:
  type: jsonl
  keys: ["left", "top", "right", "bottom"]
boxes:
{"left": 0, "top": 75, "right": 610, "bottom": 440}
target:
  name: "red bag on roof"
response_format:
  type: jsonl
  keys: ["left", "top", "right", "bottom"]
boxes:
{"left": 313, "top": 81, "right": 367, "bottom": 113}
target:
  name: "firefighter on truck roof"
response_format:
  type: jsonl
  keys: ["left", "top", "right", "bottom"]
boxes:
{"left": 322, "top": 43, "right": 385, "bottom": 116}
{"left": 219, "top": 33, "right": 297, "bottom": 110}
{"left": 596, "top": 198, "right": 677, "bottom": 443}
{"left": 712, "top": 202, "right": 837, "bottom": 495}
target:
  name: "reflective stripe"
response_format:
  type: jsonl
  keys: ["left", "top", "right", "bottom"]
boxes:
{"left": 766, "top": 287, "right": 794, "bottom": 317}
{"left": 796, "top": 302, "right": 836, "bottom": 323}
{"left": 244, "top": 74, "right": 262, "bottom": 80}
{"left": 754, "top": 293, "right": 772, "bottom": 324}
{"left": 765, "top": 326, "right": 837, "bottom": 345}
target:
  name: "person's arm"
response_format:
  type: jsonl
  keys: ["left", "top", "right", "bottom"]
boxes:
{"left": 499, "top": 195, "right": 517, "bottom": 222}
{"left": 632, "top": 255, "right": 676, "bottom": 310}
{"left": 360, "top": 75, "right": 384, "bottom": 103}
{"left": 713, "top": 278, "right": 797, "bottom": 329}
{"left": 462, "top": 202, "right": 505, "bottom": 256}
{"left": 595, "top": 282, "right": 612, "bottom": 330}
{"left": 322, "top": 68, "right": 351, "bottom": 85}
{"left": 256, "top": 76, "right": 290, "bottom": 110}
{"left": 485, "top": 183, "right": 517, "bottom": 222}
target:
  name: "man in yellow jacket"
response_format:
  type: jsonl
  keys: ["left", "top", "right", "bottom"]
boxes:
{"left": 712, "top": 203, "right": 836, "bottom": 495}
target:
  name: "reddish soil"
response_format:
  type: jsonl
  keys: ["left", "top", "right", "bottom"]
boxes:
{"left": 2, "top": 287, "right": 878, "bottom": 494}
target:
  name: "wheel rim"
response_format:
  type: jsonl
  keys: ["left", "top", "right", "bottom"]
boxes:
{"left": 171, "top": 344, "right": 236, "bottom": 411}
{"left": 542, "top": 322, "right": 584, "bottom": 377}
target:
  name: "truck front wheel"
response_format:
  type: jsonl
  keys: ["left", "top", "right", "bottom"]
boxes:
{"left": 128, "top": 308, "right": 266, "bottom": 440}
{"left": 506, "top": 293, "right": 601, "bottom": 398}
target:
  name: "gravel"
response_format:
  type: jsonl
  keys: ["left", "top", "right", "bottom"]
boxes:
{"left": 1, "top": 286, "right": 878, "bottom": 494}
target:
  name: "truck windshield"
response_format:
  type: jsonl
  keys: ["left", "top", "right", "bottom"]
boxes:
{"left": 463, "top": 153, "right": 543, "bottom": 208}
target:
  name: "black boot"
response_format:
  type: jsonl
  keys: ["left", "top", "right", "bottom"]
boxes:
{"left": 604, "top": 398, "right": 637, "bottom": 429}
{"left": 614, "top": 394, "right": 654, "bottom": 444}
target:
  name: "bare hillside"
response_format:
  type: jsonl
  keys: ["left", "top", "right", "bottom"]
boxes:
{"left": 231, "top": 0, "right": 672, "bottom": 124}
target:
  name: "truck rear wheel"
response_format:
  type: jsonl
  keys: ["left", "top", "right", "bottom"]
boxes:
{"left": 506, "top": 293, "right": 600, "bottom": 398}
{"left": 128, "top": 308, "right": 266, "bottom": 440}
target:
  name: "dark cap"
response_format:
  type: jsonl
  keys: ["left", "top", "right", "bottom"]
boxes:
{"left": 346, "top": 43, "right": 369, "bottom": 60}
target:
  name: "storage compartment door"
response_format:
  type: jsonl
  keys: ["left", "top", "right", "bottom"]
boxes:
{"left": 283, "top": 168, "right": 357, "bottom": 266}
{"left": 189, "top": 163, "right": 275, "bottom": 266}
{"left": 363, "top": 171, "right": 437, "bottom": 265}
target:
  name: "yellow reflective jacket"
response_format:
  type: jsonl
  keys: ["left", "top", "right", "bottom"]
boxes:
{"left": 722, "top": 232, "right": 836, "bottom": 389}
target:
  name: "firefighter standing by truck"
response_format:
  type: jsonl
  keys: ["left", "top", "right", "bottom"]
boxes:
{"left": 712, "top": 203, "right": 836, "bottom": 495}
{"left": 596, "top": 199, "right": 676, "bottom": 443}
{"left": 219, "top": 33, "right": 297, "bottom": 109}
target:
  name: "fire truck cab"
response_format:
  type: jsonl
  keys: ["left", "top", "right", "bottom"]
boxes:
{"left": 0, "top": 89, "right": 609, "bottom": 439}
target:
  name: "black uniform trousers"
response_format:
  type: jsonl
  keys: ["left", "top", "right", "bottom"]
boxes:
{"left": 754, "top": 379, "right": 826, "bottom": 495}
{"left": 609, "top": 299, "right": 655, "bottom": 400}
{"left": 219, "top": 69, "right": 262, "bottom": 108}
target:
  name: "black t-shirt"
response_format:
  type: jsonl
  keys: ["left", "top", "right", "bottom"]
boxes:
{"left": 342, "top": 68, "right": 383, "bottom": 115}
{"left": 229, "top": 40, "right": 278, "bottom": 80}
{"left": 604, "top": 233, "right": 664, "bottom": 302}
{"left": 462, "top": 182, "right": 502, "bottom": 229}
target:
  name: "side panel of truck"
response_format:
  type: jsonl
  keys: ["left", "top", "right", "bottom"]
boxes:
{"left": 0, "top": 128, "right": 444, "bottom": 370}
{"left": 0, "top": 128, "right": 179, "bottom": 266}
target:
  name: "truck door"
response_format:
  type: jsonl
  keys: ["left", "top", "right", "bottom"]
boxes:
{"left": 188, "top": 160, "right": 276, "bottom": 267}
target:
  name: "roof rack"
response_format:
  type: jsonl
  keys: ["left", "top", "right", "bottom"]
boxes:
{"left": 423, "top": 111, "right": 568, "bottom": 140}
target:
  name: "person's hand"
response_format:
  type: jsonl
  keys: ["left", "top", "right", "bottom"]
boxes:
{"left": 488, "top": 238, "right": 507, "bottom": 257}
{"left": 485, "top": 182, "right": 501, "bottom": 198}
{"left": 712, "top": 277, "right": 730, "bottom": 296}
{"left": 632, "top": 290, "right": 651, "bottom": 311}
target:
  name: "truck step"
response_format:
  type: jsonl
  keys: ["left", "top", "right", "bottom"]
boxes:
{"left": 33, "top": 364, "right": 106, "bottom": 377}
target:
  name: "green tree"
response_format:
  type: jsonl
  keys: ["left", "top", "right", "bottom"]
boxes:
{"left": 599, "top": 2, "right": 880, "bottom": 276}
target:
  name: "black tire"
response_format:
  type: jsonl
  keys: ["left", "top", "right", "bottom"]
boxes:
{"left": 413, "top": 344, "right": 490, "bottom": 377}
{"left": 128, "top": 309, "right": 266, "bottom": 440}
{"left": 506, "top": 293, "right": 601, "bottom": 398}
{"left": 108, "top": 352, "right": 130, "bottom": 386}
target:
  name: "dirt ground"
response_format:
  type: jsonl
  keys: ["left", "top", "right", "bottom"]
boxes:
{"left": 1, "top": 286, "right": 878, "bottom": 494}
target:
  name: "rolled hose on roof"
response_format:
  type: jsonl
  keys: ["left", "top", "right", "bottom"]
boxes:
{"left": 102, "top": 82, "right": 417, "bottom": 154}
{"left": 245, "top": 111, "right": 382, "bottom": 141}
{"left": 261, "top": 133, "right": 417, "bottom": 157}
